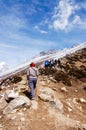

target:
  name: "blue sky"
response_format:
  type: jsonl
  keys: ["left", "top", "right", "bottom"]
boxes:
{"left": 0, "top": 0, "right": 86, "bottom": 68}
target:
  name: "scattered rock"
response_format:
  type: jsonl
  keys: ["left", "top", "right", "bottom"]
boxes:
{"left": 75, "top": 89, "right": 78, "bottom": 93}
{"left": 31, "top": 100, "right": 38, "bottom": 110}
{"left": 39, "top": 87, "right": 54, "bottom": 95}
{"left": 38, "top": 87, "right": 54, "bottom": 101}
{"left": 0, "top": 124, "right": 3, "bottom": 129}
{"left": 18, "top": 126, "right": 21, "bottom": 130}
{"left": 61, "top": 87, "right": 67, "bottom": 92}
{"left": 68, "top": 107, "right": 72, "bottom": 112}
{"left": 49, "top": 77, "right": 57, "bottom": 83}
{"left": 41, "top": 81, "right": 46, "bottom": 86}
{"left": 38, "top": 93, "right": 54, "bottom": 102}
{"left": 73, "top": 98, "right": 78, "bottom": 104}
{"left": 20, "top": 117, "right": 25, "bottom": 122}
{"left": 3, "top": 95, "right": 31, "bottom": 114}
{"left": 11, "top": 116, "right": 17, "bottom": 120}
{"left": 38, "top": 87, "right": 63, "bottom": 111}
{"left": 52, "top": 87, "right": 57, "bottom": 91}
{"left": 0, "top": 97, "right": 7, "bottom": 109}
{"left": 18, "top": 80, "right": 26, "bottom": 85}
{"left": 4, "top": 89, "right": 19, "bottom": 101}
{"left": 79, "top": 98, "right": 86, "bottom": 103}
{"left": 50, "top": 99, "right": 63, "bottom": 111}
{"left": 83, "top": 86, "right": 86, "bottom": 91}
{"left": 18, "top": 85, "right": 26, "bottom": 92}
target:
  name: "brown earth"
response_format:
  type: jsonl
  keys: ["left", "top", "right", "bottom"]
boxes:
{"left": 0, "top": 48, "right": 86, "bottom": 130}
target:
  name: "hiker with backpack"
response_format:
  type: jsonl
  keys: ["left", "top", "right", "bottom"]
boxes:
{"left": 44, "top": 60, "right": 50, "bottom": 67}
{"left": 27, "top": 62, "right": 39, "bottom": 100}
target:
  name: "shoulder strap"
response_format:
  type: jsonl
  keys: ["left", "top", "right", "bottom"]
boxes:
{"left": 32, "top": 68, "right": 37, "bottom": 75}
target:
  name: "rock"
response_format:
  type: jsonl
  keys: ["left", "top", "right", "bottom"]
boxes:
{"left": 11, "top": 116, "right": 17, "bottom": 120}
{"left": 75, "top": 89, "right": 78, "bottom": 92}
{"left": 51, "top": 99, "right": 63, "bottom": 111}
{"left": 52, "top": 87, "right": 57, "bottom": 91}
{"left": 38, "top": 93, "right": 54, "bottom": 102}
{"left": 3, "top": 95, "right": 31, "bottom": 114}
{"left": 20, "top": 117, "right": 25, "bottom": 121}
{"left": 38, "top": 87, "right": 55, "bottom": 102}
{"left": 4, "top": 89, "right": 19, "bottom": 101}
{"left": 1, "top": 85, "right": 5, "bottom": 89}
{"left": 73, "top": 98, "right": 78, "bottom": 104}
{"left": 0, "top": 97, "right": 7, "bottom": 109}
{"left": 61, "top": 87, "right": 67, "bottom": 92}
{"left": 49, "top": 77, "right": 57, "bottom": 83}
{"left": 42, "top": 76, "right": 48, "bottom": 81}
{"left": 68, "top": 107, "right": 72, "bottom": 112}
{"left": 23, "top": 108, "right": 27, "bottom": 111}
{"left": 39, "top": 87, "right": 54, "bottom": 95}
{"left": 0, "top": 124, "right": 3, "bottom": 129}
{"left": 83, "top": 86, "right": 86, "bottom": 91}
{"left": 38, "top": 87, "right": 54, "bottom": 101}
{"left": 18, "top": 126, "right": 21, "bottom": 130}
{"left": 31, "top": 100, "right": 38, "bottom": 110}
{"left": 18, "top": 85, "right": 26, "bottom": 91}
{"left": 79, "top": 98, "right": 86, "bottom": 103}
{"left": 67, "top": 102, "right": 72, "bottom": 108}
{"left": 38, "top": 87, "right": 63, "bottom": 111}
{"left": 41, "top": 81, "right": 46, "bottom": 86}
{"left": 18, "top": 80, "right": 26, "bottom": 85}
{"left": 14, "top": 86, "right": 19, "bottom": 92}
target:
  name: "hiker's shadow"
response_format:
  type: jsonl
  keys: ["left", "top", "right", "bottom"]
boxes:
{"left": 23, "top": 91, "right": 31, "bottom": 99}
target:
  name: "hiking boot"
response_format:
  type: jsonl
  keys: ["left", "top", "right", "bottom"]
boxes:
{"left": 31, "top": 97, "right": 34, "bottom": 100}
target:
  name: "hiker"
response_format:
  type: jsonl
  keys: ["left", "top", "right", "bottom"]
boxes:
{"left": 27, "top": 62, "right": 39, "bottom": 100}
{"left": 57, "top": 59, "right": 61, "bottom": 66}
{"left": 57, "top": 59, "right": 65, "bottom": 69}
{"left": 44, "top": 60, "right": 50, "bottom": 67}
{"left": 50, "top": 59, "right": 57, "bottom": 68}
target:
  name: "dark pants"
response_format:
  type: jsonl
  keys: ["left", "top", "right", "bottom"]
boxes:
{"left": 28, "top": 78, "right": 37, "bottom": 98}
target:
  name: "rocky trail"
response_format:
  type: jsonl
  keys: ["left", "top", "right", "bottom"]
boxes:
{"left": 0, "top": 48, "right": 86, "bottom": 130}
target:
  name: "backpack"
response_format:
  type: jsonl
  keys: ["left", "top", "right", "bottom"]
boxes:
{"left": 44, "top": 61, "right": 50, "bottom": 66}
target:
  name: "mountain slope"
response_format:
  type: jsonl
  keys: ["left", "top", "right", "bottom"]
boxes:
{"left": 0, "top": 43, "right": 86, "bottom": 130}
{"left": 0, "top": 42, "right": 86, "bottom": 82}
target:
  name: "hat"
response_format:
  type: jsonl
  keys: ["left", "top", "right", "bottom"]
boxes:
{"left": 30, "top": 62, "right": 36, "bottom": 67}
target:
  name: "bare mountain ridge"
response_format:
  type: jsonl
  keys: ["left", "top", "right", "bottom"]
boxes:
{"left": 0, "top": 42, "right": 86, "bottom": 82}
{"left": 0, "top": 43, "right": 86, "bottom": 130}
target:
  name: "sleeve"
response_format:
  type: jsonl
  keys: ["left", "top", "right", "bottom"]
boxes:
{"left": 36, "top": 69, "right": 39, "bottom": 76}
{"left": 27, "top": 68, "right": 30, "bottom": 79}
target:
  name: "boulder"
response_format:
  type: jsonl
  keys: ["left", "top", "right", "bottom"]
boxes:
{"left": 4, "top": 89, "right": 19, "bottom": 101}
{"left": 0, "top": 97, "right": 7, "bottom": 109}
{"left": 3, "top": 95, "right": 31, "bottom": 114}
{"left": 38, "top": 87, "right": 63, "bottom": 111}
{"left": 18, "top": 80, "right": 26, "bottom": 85}
{"left": 61, "top": 87, "right": 67, "bottom": 92}
{"left": 18, "top": 85, "right": 26, "bottom": 91}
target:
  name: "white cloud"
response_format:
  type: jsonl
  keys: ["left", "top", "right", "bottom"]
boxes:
{"left": 72, "top": 15, "right": 86, "bottom": 29}
{"left": 34, "top": 25, "right": 48, "bottom": 34}
{"left": 50, "top": 0, "right": 74, "bottom": 30}
{"left": 0, "top": 61, "right": 8, "bottom": 73}
{"left": 50, "top": 0, "right": 86, "bottom": 31}
{"left": 0, "top": 15, "right": 25, "bottom": 31}
{"left": 0, "top": 43, "right": 18, "bottom": 49}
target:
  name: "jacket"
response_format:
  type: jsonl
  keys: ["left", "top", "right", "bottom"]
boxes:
{"left": 27, "top": 67, "right": 39, "bottom": 79}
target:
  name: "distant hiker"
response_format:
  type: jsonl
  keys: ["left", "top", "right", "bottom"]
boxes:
{"left": 50, "top": 59, "right": 54, "bottom": 67}
{"left": 44, "top": 59, "right": 57, "bottom": 68}
{"left": 44, "top": 60, "right": 50, "bottom": 67}
{"left": 57, "top": 59, "right": 64, "bottom": 69}
{"left": 50, "top": 59, "right": 57, "bottom": 68}
{"left": 27, "top": 62, "right": 39, "bottom": 100}
{"left": 57, "top": 59, "right": 61, "bottom": 67}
